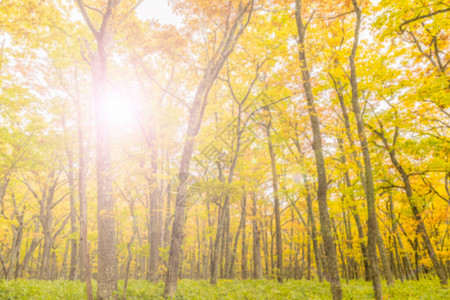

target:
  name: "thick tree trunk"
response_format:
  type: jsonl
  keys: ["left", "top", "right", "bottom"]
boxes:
{"left": 75, "top": 1, "right": 118, "bottom": 297}
{"left": 91, "top": 47, "right": 118, "bottom": 299}
{"left": 294, "top": 1, "right": 342, "bottom": 298}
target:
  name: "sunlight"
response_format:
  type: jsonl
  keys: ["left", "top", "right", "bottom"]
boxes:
{"left": 105, "top": 90, "right": 135, "bottom": 129}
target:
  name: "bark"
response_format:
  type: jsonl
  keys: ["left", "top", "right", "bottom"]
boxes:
{"left": 294, "top": 1, "right": 342, "bottom": 298}
{"left": 348, "top": 0, "right": 387, "bottom": 298}
{"left": 92, "top": 43, "right": 118, "bottom": 300}
{"left": 75, "top": 1, "right": 118, "bottom": 298}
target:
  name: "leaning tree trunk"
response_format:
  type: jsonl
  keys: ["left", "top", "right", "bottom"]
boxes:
{"left": 373, "top": 125, "right": 448, "bottom": 286}
{"left": 294, "top": 1, "right": 342, "bottom": 299}
{"left": 165, "top": 2, "right": 254, "bottom": 296}
{"left": 348, "top": 0, "right": 390, "bottom": 298}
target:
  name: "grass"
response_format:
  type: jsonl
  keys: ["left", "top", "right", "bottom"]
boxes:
{"left": 0, "top": 277, "right": 448, "bottom": 299}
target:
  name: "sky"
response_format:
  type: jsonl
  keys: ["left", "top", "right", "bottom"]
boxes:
{"left": 136, "top": 0, "right": 182, "bottom": 26}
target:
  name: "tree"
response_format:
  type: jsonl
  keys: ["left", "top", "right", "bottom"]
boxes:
{"left": 75, "top": 1, "right": 122, "bottom": 298}
{"left": 294, "top": 1, "right": 342, "bottom": 298}
{"left": 164, "top": 1, "right": 254, "bottom": 296}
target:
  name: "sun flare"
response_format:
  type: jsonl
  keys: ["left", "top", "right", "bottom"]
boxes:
{"left": 105, "top": 90, "right": 135, "bottom": 129}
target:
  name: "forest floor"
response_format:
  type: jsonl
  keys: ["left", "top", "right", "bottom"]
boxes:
{"left": 0, "top": 277, "right": 448, "bottom": 299}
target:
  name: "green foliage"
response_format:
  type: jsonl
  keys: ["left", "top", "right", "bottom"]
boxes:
{"left": 0, "top": 280, "right": 88, "bottom": 300}
{"left": 0, "top": 278, "right": 448, "bottom": 299}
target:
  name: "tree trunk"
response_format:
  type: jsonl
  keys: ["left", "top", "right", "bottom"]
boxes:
{"left": 91, "top": 48, "right": 118, "bottom": 299}
{"left": 7, "top": 211, "right": 23, "bottom": 280}
{"left": 265, "top": 122, "right": 283, "bottom": 283}
{"left": 252, "top": 193, "right": 263, "bottom": 279}
{"left": 142, "top": 116, "right": 160, "bottom": 282}
{"left": 334, "top": 133, "right": 370, "bottom": 281}
{"left": 241, "top": 192, "right": 248, "bottom": 279}
{"left": 75, "top": 1, "right": 118, "bottom": 297}
{"left": 294, "top": 1, "right": 342, "bottom": 298}
{"left": 62, "top": 113, "right": 78, "bottom": 281}
{"left": 76, "top": 79, "right": 93, "bottom": 300}
{"left": 348, "top": 0, "right": 386, "bottom": 298}
{"left": 164, "top": 2, "right": 254, "bottom": 295}
{"left": 148, "top": 160, "right": 160, "bottom": 282}
{"left": 305, "top": 177, "right": 323, "bottom": 282}
{"left": 374, "top": 125, "right": 448, "bottom": 286}
{"left": 289, "top": 139, "right": 324, "bottom": 282}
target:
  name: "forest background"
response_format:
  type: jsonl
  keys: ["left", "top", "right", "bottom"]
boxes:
{"left": 0, "top": 0, "right": 449, "bottom": 299}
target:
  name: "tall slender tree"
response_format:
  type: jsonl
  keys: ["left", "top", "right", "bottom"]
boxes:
{"left": 294, "top": 1, "right": 342, "bottom": 298}
{"left": 164, "top": 1, "right": 254, "bottom": 296}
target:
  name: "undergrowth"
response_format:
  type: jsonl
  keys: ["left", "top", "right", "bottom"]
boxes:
{"left": 0, "top": 277, "right": 447, "bottom": 299}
